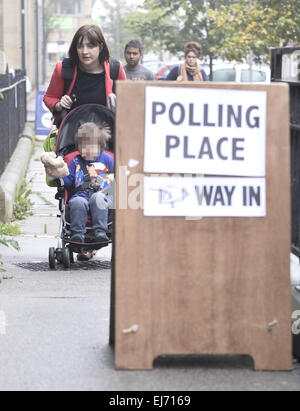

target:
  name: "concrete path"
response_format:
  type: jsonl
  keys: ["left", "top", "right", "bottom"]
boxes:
{"left": 0, "top": 139, "right": 114, "bottom": 391}
{"left": 0, "top": 95, "right": 299, "bottom": 390}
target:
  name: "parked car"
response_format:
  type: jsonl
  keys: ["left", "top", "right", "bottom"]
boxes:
{"left": 156, "top": 62, "right": 210, "bottom": 80}
{"left": 211, "top": 63, "right": 271, "bottom": 83}
{"left": 142, "top": 61, "right": 182, "bottom": 80}
{"left": 143, "top": 59, "right": 211, "bottom": 80}
{"left": 142, "top": 60, "right": 166, "bottom": 77}
{"left": 156, "top": 63, "right": 179, "bottom": 80}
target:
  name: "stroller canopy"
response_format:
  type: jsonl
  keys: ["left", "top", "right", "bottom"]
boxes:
{"left": 55, "top": 104, "right": 115, "bottom": 155}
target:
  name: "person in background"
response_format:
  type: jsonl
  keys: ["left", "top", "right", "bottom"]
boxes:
{"left": 124, "top": 40, "right": 156, "bottom": 81}
{"left": 166, "top": 41, "right": 208, "bottom": 82}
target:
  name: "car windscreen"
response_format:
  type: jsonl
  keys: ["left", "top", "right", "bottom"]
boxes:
{"left": 212, "top": 68, "right": 236, "bottom": 82}
{"left": 241, "top": 69, "right": 267, "bottom": 82}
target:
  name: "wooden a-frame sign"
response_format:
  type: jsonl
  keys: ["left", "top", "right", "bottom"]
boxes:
{"left": 111, "top": 81, "right": 292, "bottom": 371}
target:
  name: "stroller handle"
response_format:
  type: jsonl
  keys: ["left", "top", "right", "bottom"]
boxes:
{"left": 61, "top": 93, "right": 77, "bottom": 122}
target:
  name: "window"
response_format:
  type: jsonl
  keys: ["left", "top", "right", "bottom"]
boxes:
{"left": 53, "top": 0, "right": 83, "bottom": 15}
{"left": 241, "top": 69, "right": 267, "bottom": 82}
{"left": 213, "top": 68, "right": 236, "bottom": 82}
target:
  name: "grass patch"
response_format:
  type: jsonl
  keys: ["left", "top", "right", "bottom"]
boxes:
{"left": 0, "top": 222, "right": 21, "bottom": 271}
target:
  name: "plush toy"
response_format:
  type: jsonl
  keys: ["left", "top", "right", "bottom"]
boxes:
{"left": 40, "top": 152, "right": 69, "bottom": 181}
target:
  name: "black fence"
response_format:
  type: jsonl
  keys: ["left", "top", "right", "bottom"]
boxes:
{"left": 271, "top": 46, "right": 300, "bottom": 257}
{"left": 0, "top": 69, "right": 27, "bottom": 176}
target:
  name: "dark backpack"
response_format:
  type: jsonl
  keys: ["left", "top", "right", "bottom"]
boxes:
{"left": 62, "top": 57, "right": 120, "bottom": 95}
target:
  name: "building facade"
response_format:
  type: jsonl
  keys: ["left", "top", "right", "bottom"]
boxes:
{"left": 0, "top": 0, "right": 95, "bottom": 92}
{"left": 45, "top": 0, "right": 95, "bottom": 76}
{"left": 0, "top": 0, "right": 44, "bottom": 91}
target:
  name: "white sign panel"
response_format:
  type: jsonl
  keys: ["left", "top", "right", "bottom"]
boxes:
{"left": 144, "top": 176, "right": 266, "bottom": 217}
{"left": 144, "top": 87, "right": 267, "bottom": 176}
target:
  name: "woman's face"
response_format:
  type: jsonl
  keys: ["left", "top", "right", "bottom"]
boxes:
{"left": 76, "top": 36, "right": 102, "bottom": 69}
{"left": 186, "top": 51, "right": 198, "bottom": 66}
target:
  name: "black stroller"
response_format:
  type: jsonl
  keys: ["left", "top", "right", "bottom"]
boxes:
{"left": 48, "top": 104, "right": 115, "bottom": 269}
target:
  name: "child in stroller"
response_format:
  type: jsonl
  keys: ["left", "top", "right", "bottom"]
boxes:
{"left": 41, "top": 104, "right": 115, "bottom": 269}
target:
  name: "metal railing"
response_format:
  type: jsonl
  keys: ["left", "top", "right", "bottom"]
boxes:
{"left": 271, "top": 47, "right": 300, "bottom": 257}
{"left": 0, "top": 69, "right": 26, "bottom": 176}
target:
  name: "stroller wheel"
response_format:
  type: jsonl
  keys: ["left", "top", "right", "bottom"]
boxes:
{"left": 49, "top": 247, "right": 57, "bottom": 270}
{"left": 70, "top": 248, "right": 74, "bottom": 264}
{"left": 62, "top": 246, "right": 71, "bottom": 269}
{"left": 56, "top": 248, "right": 63, "bottom": 264}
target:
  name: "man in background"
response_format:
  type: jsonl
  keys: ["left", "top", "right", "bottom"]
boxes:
{"left": 124, "top": 40, "right": 156, "bottom": 81}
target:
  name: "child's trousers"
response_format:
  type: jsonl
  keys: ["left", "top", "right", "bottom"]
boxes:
{"left": 69, "top": 192, "right": 112, "bottom": 239}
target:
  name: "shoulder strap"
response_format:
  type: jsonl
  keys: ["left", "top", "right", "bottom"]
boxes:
{"left": 77, "top": 156, "right": 91, "bottom": 183}
{"left": 62, "top": 58, "right": 74, "bottom": 79}
{"left": 109, "top": 57, "right": 120, "bottom": 94}
{"left": 62, "top": 58, "right": 76, "bottom": 95}
{"left": 71, "top": 156, "right": 92, "bottom": 197}
{"left": 109, "top": 57, "right": 120, "bottom": 80}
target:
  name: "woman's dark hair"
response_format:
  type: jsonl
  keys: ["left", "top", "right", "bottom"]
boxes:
{"left": 184, "top": 42, "right": 202, "bottom": 58}
{"left": 68, "top": 24, "right": 110, "bottom": 65}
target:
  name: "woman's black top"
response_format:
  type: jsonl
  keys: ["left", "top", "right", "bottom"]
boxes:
{"left": 72, "top": 68, "right": 106, "bottom": 108}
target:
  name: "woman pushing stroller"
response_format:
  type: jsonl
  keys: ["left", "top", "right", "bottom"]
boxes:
{"left": 42, "top": 23, "right": 124, "bottom": 265}
{"left": 43, "top": 24, "right": 126, "bottom": 126}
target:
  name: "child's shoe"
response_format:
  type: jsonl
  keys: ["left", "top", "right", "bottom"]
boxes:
{"left": 95, "top": 231, "right": 109, "bottom": 243}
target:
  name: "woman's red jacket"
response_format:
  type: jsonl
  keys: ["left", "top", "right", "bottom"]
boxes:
{"left": 43, "top": 59, "right": 126, "bottom": 123}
